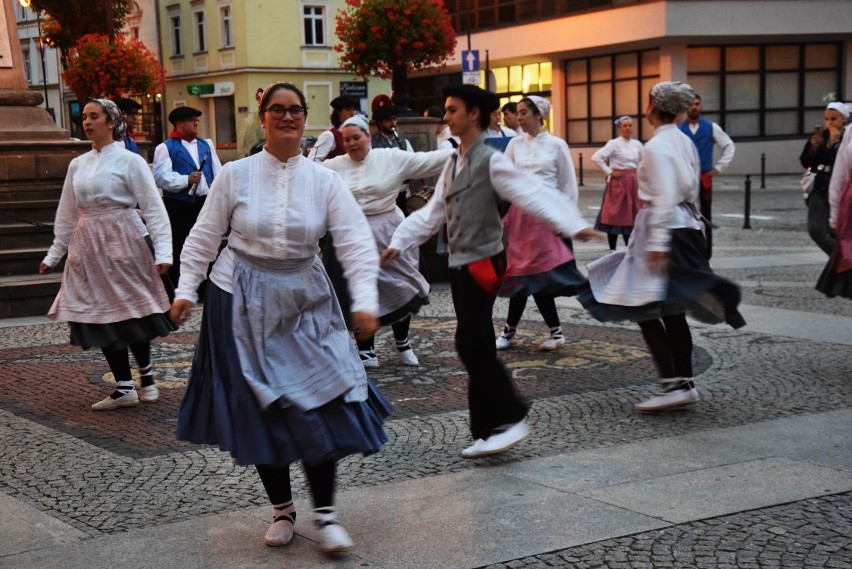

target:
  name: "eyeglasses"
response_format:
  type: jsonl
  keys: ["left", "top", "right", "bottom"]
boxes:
{"left": 266, "top": 105, "right": 306, "bottom": 119}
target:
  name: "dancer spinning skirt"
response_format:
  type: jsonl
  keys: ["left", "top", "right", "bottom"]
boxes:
{"left": 578, "top": 81, "right": 745, "bottom": 412}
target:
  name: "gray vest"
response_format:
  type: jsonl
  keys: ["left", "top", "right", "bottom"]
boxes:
{"left": 444, "top": 137, "right": 505, "bottom": 267}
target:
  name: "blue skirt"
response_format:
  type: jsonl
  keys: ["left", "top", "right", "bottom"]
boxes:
{"left": 499, "top": 259, "right": 587, "bottom": 299}
{"left": 578, "top": 228, "right": 746, "bottom": 328}
{"left": 176, "top": 283, "right": 392, "bottom": 467}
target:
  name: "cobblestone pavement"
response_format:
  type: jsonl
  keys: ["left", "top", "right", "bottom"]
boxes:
{"left": 1, "top": 175, "right": 850, "bottom": 567}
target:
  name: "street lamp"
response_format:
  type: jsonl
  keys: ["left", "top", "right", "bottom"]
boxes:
{"left": 17, "top": 0, "right": 52, "bottom": 119}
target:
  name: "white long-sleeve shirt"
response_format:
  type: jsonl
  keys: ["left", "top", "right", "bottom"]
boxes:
{"left": 828, "top": 123, "right": 852, "bottom": 226}
{"left": 504, "top": 130, "right": 579, "bottom": 203}
{"left": 43, "top": 142, "right": 172, "bottom": 267}
{"left": 389, "top": 145, "right": 590, "bottom": 258}
{"left": 591, "top": 136, "right": 643, "bottom": 177}
{"left": 306, "top": 129, "right": 336, "bottom": 162}
{"left": 152, "top": 137, "right": 223, "bottom": 197}
{"left": 322, "top": 147, "right": 453, "bottom": 215}
{"left": 638, "top": 124, "right": 703, "bottom": 252}
{"left": 175, "top": 150, "right": 379, "bottom": 313}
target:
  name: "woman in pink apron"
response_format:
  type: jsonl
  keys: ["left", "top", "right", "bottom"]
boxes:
{"left": 592, "top": 116, "right": 643, "bottom": 250}
{"left": 495, "top": 96, "right": 589, "bottom": 352}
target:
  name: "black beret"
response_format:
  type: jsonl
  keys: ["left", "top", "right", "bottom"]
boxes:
{"left": 113, "top": 97, "right": 142, "bottom": 113}
{"left": 168, "top": 106, "right": 202, "bottom": 125}
{"left": 330, "top": 95, "right": 360, "bottom": 111}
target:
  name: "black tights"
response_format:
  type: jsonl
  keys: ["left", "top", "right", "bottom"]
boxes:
{"left": 637, "top": 313, "right": 693, "bottom": 379}
{"left": 607, "top": 233, "right": 630, "bottom": 251}
{"left": 505, "top": 295, "right": 560, "bottom": 329}
{"left": 357, "top": 316, "right": 411, "bottom": 352}
{"left": 255, "top": 461, "right": 337, "bottom": 508}
{"left": 100, "top": 341, "right": 152, "bottom": 385}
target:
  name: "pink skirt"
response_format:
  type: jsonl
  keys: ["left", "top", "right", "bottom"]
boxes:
{"left": 600, "top": 168, "right": 640, "bottom": 227}
{"left": 49, "top": 206, "right": 170, "bottom": 324}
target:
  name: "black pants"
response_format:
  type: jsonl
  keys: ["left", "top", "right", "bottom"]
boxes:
{"left": 505, "top": 294, "right": 559, "bottom": 329}
{"left": 163, "top": 196, "right": 206, "bottom": 287}
{"left": 807, "top": 188, "right": 836, "bottom": 256}
{"left": 450, "top": 265, "right": 529, "bottom": 440}
{"left": 637, "top": 313, "right": 693, "bottom": 379}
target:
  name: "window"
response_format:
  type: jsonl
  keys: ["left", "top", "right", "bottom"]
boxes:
{"left": 193, "top": 7, "right": 206, "bottom": 52}
{"left": 303, "top": 5, "right": 325, "bottom": 46}
{"left": 687, "top": 43, "right": 841, "bottom": 139}
{"left": 565, "top": 49, "right": 660, "bottom": 145}
{"left": 219, "top": 5, "right": 233, "bottom": 48}
{"left": 215, "top": 96, "right": 237, "bottom": 148}
{"left": 21, "top": 48, "right": 32, "bottom": 84}
{"left": 169, "top": 10, "right": 183, "bottom": 56}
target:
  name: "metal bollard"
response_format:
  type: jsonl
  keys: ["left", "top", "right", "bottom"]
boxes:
{"left": 760, "top": 153, "right": 766, "bottom": 189}
{"left": 743, "top": 174, "right": 752, "bottom": 229}
{"left": 578, "top": 152, "right": 584, "bottom": 186}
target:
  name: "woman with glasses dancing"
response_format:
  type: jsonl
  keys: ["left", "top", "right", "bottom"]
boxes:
{"left": 322, "top": 114, "right": 453, "bottom": 368}
{"left": 578, "top": 81, "right": 745, "bottom": 412}
{"left": 169, "top": 83, "right": 391, "bottom": 555}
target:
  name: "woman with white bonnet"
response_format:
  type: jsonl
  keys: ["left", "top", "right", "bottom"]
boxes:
{"left": 494, "top": 95, "right": 592, "bottom": 352}
{"left": 39, "top": 98, "right": 173, "bottom": 411}
{"left": 592, "top": 115, "right": 644, "bottom": 250}
{"left": 322, "top": 114, "right": 453, "bottom": 368}
{"left": 578, "top": 81, "right": 745, "bottom": 412}
{"left": 800, "top": 100, "right": 848, "bottom": 255}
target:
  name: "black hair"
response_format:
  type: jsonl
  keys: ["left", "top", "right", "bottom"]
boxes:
{"left": 501, "top": 102, "right": 517, "bottom": 113}
{"left": 259, "top": 82, "right": 309, "bottom": 119}
{"left": 442, "top": 84, "right": 498, "bottom": 131}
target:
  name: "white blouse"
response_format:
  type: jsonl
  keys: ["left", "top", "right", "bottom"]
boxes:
{"left": 637, "top": 124, "right": 702, "bottom": 252}
{"left": 504, "top": 130, "right": 579, "bottom": 203}
{"left": 322, "top": 147, "right": 453, "bottom": 215}
{"left": 43, "top": 142, "right": 172, "bottom": 267}
{"left": 591, "top": 136, "right": 644, "bottom": 177}
{"left": 175, "top": 150, "right": 379, "bottom": 314}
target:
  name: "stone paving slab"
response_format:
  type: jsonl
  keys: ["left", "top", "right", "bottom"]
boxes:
{"left": 580, "top": 456, "right": 852, "bottom": 524}
{"left": 0, "top": 491, "right": 87, "bottom": 558}
{"left": 498, "top": 409, "right": 852, "bottom": 494}
{"left": 331, "top": 469, "right": 668, "bottom": 569}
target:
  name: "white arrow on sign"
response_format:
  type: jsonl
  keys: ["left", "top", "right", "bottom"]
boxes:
{"left": 465, "top": 51, "right": 477, "bottom": 71}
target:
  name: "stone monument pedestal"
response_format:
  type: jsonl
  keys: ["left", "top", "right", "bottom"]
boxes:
{"left": 0, "top": 1, "right": 89, "bottom": 317}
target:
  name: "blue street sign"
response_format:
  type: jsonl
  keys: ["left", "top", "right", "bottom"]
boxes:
{"left": 461, "top": 50, "right": 480, "bottom": 73}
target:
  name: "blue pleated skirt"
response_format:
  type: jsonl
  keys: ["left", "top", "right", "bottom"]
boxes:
{"left": 176, "top": 282, "right": 392, "bottom": 467}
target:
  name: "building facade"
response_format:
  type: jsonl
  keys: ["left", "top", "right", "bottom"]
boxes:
{"left": 13, "top": 1, "right": 62, "bottom": 125}
{"left": 157, "top": 0, "right": 391, "bottom": 162}
{"left": 411, "top": 0, "right": 852, "bottom": 175}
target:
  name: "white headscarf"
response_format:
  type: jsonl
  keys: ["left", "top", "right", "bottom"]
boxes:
{"left": 340, "top": 114, "right": 370, "bottom": 134}
{"left": 826, "top": 101, "right": 850, "bottom": 120}
{"left": 525, "top": 95, "right": 551, "bottom": 117}
{"left": 649, "top": 81, "right": 695, "bottom": 116}
{"left": 93, "top": 98, "right": 127, "bottom": 140}
{"left": 614, "top": 115, "right": 632, "bottom": 127}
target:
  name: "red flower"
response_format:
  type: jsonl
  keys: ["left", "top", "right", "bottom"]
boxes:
{"left": 334, "top": 0, "right": 456, "bottom": 80}
{"left": 61, "top": 34, "right": 165, "bottom": 101}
